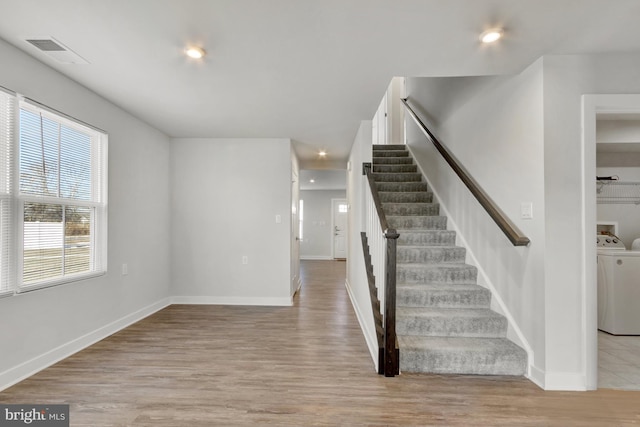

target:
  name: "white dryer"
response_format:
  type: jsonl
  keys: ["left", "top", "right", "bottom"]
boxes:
{"left": 597, "top": 235, "right": 640, "bottom": 335}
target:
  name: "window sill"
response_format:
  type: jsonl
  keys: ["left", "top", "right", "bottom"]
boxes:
{"left": 16, "top": 271, "right": 107, "bottom": 294}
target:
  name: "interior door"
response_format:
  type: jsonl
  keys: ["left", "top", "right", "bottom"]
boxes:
{"left": 332, "top": 199, "right": 347, "bottom": 259}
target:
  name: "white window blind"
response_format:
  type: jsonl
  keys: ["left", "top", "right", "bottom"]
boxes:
{"left": 18, "top": 101, "right": 107, "bottom": 291}
{"left": 0, "top": 89, "right": 15, "bottom": 297}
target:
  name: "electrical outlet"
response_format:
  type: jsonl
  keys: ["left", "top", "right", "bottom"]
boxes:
{"left": 242, "top": 256, "right": 248, "bottom": 265}
{"left": 275, "top": 214, "right": 281, "bottom": 223}
{"left": 122, "top": 264, "right": 128, "bottom": 276}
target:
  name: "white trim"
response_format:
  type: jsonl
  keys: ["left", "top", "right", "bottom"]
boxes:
{"left": 0, "top": 297, "right": 171, "bottom": 392}
{"left": 344, "top": 278, "right": 379, "bottom": 372}
{"left": 580, "top": 94, "right": 640, "bottom": 391}
{"left": 171, "top": 296, "right": 293, "bottom": 306}
{"left": 407, "top": 145, "right": 535, "bottom": 373}
{"left": 300, "top": 255, "right": 332, "bottom": 260}
{"left": 544, "top": 372, "right": 587, "bottom": 391}
{"left": 528, "top": 364, "right": 546, "bottom": 390}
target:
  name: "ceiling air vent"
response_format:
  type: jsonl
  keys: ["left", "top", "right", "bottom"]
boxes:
{"left": 24, "top": 37, "right": 89, "bottom": 64}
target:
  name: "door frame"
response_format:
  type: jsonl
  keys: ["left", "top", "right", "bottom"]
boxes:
{"left": 331, "top": 198, "right": 348, "bottom": 259}
{"left": 581, "top": 94, "right": 640, "bottom": 390}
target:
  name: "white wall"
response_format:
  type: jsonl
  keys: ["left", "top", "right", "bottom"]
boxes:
{"left": 0, "top": 38, "right": 172, "bottom": 389}
{"left": 542, "top": 53, "right": 640, "bottom": 389}
{"left": 170, "top": 138, "right": 293, "bottom": 306}
{"left": 406, "top": 61, "right": 545, "bottom": 384}
{"left": 345, "top": 120, "right": 378, "bottom": 370}
{"left": 300, "top": 190, "right": 346, "bottom": 259}
{"left": 404, "top": 52, "right": 640, "bottom": 390}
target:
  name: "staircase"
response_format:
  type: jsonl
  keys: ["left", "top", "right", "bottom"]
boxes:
{"left": 372, "top": 144, "right": 527, "bottom": 376}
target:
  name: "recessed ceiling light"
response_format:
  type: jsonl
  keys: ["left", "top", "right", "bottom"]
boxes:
{"left": 185, "top": 46, "right": 206, "bottom": 59}
{"left": 310, "top": 179, "right": 315, "bottom": 183}
{"left": 480, "top": 28, "right": 504, "bottom": 43}
{"left": 318, "top": 150, "right": 327, "bottom": 157}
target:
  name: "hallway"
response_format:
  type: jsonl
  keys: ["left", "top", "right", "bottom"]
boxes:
{"left": 1, "top": 260, "right": 638, "bottom": 425}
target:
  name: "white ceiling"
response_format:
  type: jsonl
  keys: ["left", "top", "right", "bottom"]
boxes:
{"left": 299, "top": 169, "right": 346, "bottom": 191}
{"left": 1, "top": 1, "right": 640, "bottom": 167}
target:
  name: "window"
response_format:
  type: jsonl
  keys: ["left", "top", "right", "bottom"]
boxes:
{"left": 17, "top": 102, "right": 107, "bottom": 291}
{"left": 299, "top": 199, "right": 304, "bottom": 241}
{"left": 0, "top": 89, "right": 14, "bottom": 296}
{"left": 0, "top": 88, "right": 107, "bottom": 296}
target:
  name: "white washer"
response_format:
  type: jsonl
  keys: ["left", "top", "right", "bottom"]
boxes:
{"left": 597, "top": 238, "right": 640, "bottom": 335}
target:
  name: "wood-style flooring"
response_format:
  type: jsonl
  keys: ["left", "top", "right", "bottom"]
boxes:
{"left": 1, "top": 260, "right": 639, "bottom": 426}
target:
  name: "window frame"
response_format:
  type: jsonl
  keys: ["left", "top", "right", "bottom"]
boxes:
{"left": 3, "top": 97, "right": 108, "bottom": 294}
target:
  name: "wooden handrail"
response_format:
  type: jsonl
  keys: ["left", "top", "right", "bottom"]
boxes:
{"left": 401, "top": 98, "right": 530, "bottom": 247}
{"left": 362, "top": 162, "right": 399, "bottom": 377}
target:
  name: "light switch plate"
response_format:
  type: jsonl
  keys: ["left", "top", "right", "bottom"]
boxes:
{"left": 521, "top": 202, "right": 533, "bottom": 220}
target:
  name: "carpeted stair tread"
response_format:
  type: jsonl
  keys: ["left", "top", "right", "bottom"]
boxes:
{"left": 371, "top": 150, "right": 409, "bottom": 158}
{"left": 398, "top": 336, "right": 527, "bottom": 375}
{"left": 379, "top": 192, "right": 434, "bottom": 203}
{"left": 376, "top": 182, "right": 429, "bottom": 192}
{"left": 396, "top": 230, "right": 456, "bottom": 246}
{"left": 373, "top": 156, "right": 414, "bottom": 165}
{"left": 396, "top": 307, "right": 507, "bottom": 337}
{"left": 397, "top": 246, "right": 466, "bottom": 264}
{"left": 372, "top": 172, "right": 422, "bottom": 182}
{"left": 388, "top": 215, "right": 447, "bottom": 229}
{"left": 397, "top": 263, "right": 477, "bottom": 284}
{"left": 373, "top": 164, "right": 418, "bottom": 173}
{"left": 396, "top": 283, "right": 492, "bottom": 308}
{"left": 382, "top": 202, "right": 439, "bottom": 216}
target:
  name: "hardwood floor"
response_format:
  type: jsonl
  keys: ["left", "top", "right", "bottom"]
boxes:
{"left": 2, "top": 260, "right": 639, "bottom": 426}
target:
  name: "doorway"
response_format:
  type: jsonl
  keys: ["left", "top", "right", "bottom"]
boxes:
{"left": 332, "top": 199, "right": 347, "bottom": 259}
{"left": 582, "top": 94, "right": 640, "bottom": 390}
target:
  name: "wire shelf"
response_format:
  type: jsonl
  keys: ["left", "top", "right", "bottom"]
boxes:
{"left": 596, "top": 181, "right": 640, "bottom": 204}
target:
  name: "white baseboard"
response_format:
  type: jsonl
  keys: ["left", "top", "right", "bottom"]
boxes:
{"left": 0, "top": 298, "right": 171, "bottom": 392}
{"left": 171, "top": 296, "right": 293, "bottom": 306}
{"left": 300, "top": 256, "right": 332, "bottom": 260}
{"left": 543, "top": 372, "right": 587, "bottom": 391}
{"left": 528, "top": 364, "right": 546, "bottom": 390}
{"left": 344, "top": 279, "right": 378, "bottom": 373}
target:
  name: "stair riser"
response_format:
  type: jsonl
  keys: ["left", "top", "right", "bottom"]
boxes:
{"left": 400, "top": 348, "right": 526, "bottom": 375}
{"left": 383, "top": 203, "right": 439, "bottom": 216}
{"left": 373, "top": 144, "right": 406, "bottom": 151}
{"left": 388, "top": 216, "right": 447, "bottom": 230}
{"left": 397, "top": 247, "right": 466, "bottom": 264}
{"left": 397, "top": 315, "right": 507, "bottom": 337}
{"left": 376, "top": 182, "right": 429, "bottom": 192}
{"left": 379, "top": 192, "right": 433, "bottom": 203}
{"left": 373, "top": 157, "right": 414, "bottom": 165}
{"left": 397, "top": 231, "right": 456, "bottom": 246}
{"left": 371, "top": 151, "right": 409, "bottom": 158}
{"left": 372, "top": 173, "right": 422, "bottom": 182}
{"left": 397, "top": 265, "right": 477, "bottom": 284}
{"left": 373, "top": 165, "right": 417, "bottom": 173}
{"left": 396, "top": 288, "right": 491, "bottom": 308}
